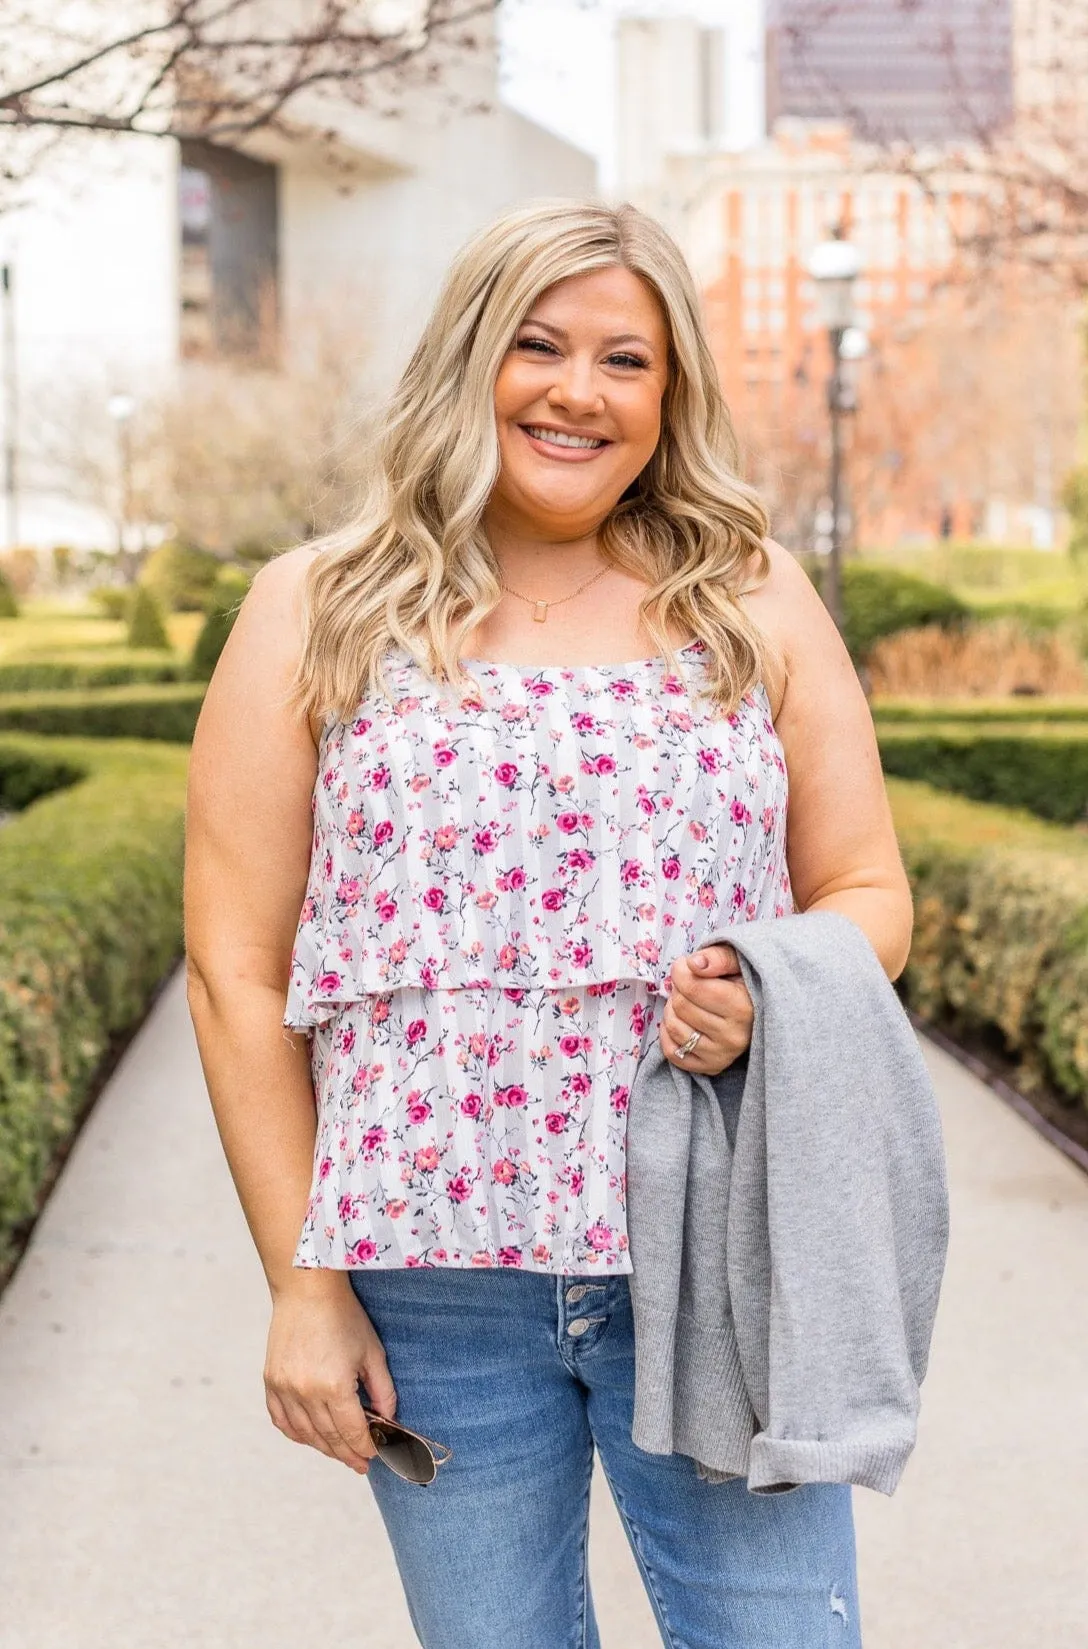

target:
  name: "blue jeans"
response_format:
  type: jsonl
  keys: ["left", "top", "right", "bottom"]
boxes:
{"left": 347, "top": 1267, "right": 862, "bottom": 1648}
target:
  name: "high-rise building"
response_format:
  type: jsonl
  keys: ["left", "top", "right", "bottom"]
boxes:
{"left": 765, "top": 0, "right": 1014, "bottom": 144}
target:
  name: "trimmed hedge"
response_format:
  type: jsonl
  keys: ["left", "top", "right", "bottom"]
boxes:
{"left": 889, "top": 777, "right": 1088, "bottom": 1113}
{"left": 0, "top": 683, "right": 206, "bottom": 743}
{"left": 878, "top": 725, "right": 1088, "bottom": 824}
{"left": 0, "top": 658, "right": 188, "bottom": 693}
{"left": 809, "top": 563, "right": 970, "bottom": 660}
{"left": 0, "top": 734, "right": 189, "bottom": 1272}
{"left": 874, "top": 697, "right": 1088, "bottom": 724}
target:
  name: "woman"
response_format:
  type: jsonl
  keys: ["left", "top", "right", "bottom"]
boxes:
{"left": 185, "top": 198, "right": 912, "bottom": 1648}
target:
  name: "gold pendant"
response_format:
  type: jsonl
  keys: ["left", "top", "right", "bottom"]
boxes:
{"left": 532, "top": 601, "right": 548, "bottom": 623}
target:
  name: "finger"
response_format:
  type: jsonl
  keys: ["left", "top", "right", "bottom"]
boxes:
{"left": 669, "top": 969, "right": 751, "bottom": 1020}
{"left": 278, "top": 1394, "right": 339, "bottom": 1460}
{"left": 266, "top": 1388, "right": 303, "bottom": 1444}
{"left": 357, "top": 1339, "right": 398, "bottom": 1423}
{"left": 659, "top": 1015, "right": 722, "bottom": 1069}
{"left": 316, "top": 1398, "right": 377, "bottom": 1474}
{"left": 677, "top": 944, "right": 741, "bottom": 979}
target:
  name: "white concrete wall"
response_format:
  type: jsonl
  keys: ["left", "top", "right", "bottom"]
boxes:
{"left": 279, "top": 107, "right": 598, "bottom": 394}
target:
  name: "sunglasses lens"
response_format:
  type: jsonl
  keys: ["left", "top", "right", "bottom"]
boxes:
{"left": 369, "top": 1423, "right": 437, "bottom": 1485}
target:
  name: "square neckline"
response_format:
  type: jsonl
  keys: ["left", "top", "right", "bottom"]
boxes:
{"left": 459, "top": 638, "right": 707, "bottom": 674}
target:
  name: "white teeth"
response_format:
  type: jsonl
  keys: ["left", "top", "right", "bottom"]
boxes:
{"left": 524, "top": 425, "right": 606, "bottom": 449}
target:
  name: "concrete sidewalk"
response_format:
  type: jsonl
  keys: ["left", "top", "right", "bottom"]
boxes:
{"left": 1, "top": 965, "right": 1085, "bottom": 1648}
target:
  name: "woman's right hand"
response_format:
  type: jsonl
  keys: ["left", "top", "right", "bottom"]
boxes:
{"left": 263, "top": 1272, "right": 398, "bottom": 1474}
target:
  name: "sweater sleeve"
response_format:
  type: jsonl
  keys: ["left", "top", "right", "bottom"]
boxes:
{"left": 725, "top": 911, "right": 950, "bottom": 1497}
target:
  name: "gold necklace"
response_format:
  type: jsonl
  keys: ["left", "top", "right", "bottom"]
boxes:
{"left": 499, "top": 564, "right": 610, "bottom": 623}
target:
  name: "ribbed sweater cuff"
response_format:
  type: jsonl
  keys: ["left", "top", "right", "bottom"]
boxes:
{"left": 631, "top": 1310, "right": 755, "bottom": 1479}
{"left": 746, "top": 1434, "right": 914, "bottom": 1497}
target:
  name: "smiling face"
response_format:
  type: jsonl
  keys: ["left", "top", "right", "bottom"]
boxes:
{"left": 484, "top": 264, "right": 672, "bottom": 542}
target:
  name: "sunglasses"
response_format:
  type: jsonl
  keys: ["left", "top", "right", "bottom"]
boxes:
{"left": 358, "top": 1386, "right": 453, "bottom": 1486}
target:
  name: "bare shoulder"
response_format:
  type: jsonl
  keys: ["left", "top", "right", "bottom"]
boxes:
{"left": 735, "top": 538, "right": 840, "bottom": 720}
{"left": 213, "top": 546, "right": 324, "bottom": 747}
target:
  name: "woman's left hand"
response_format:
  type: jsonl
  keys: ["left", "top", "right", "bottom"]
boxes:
{"left": 659, "top": 943, "right": 753, "bottom": 1076}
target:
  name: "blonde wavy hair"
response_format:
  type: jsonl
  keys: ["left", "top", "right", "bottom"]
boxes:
{"left": 285, "top": 196, "right": 779, "bottom": 722}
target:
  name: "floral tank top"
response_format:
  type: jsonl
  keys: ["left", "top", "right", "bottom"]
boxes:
{"left": 282, "top": 637, "right": 793, "bottom": 1274}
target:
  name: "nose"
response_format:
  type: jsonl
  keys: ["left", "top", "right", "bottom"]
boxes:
{"left": 545, "top": 353, "right": 606, "bottom": 418}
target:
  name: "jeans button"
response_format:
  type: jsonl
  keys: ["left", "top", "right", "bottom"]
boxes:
{"left": 566, "top": 1285, "right": 587, "bottom": 1303}
{"left": 567, "top": 1318, "right": 590, "bottom": 1337}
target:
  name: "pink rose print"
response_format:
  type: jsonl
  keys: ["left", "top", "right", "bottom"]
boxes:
{"left": 284, "top": 635, "right": 791, "bottom": 1274}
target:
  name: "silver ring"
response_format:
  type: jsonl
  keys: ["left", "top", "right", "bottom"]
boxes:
{"left": 675, "top": 1029, "right": 702, "bottom": 1059}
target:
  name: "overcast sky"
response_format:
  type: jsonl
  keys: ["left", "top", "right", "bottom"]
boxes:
{"left": 498, "top": 0, "right": 765, "bottom": 191}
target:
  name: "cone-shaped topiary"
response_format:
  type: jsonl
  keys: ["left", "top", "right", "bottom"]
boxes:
{"left": 189, "top": 584, "right": 246, "bottom": 680}
{"left": 0, "top": 566, "right": 20, "bottom": 619}
{"left": 126, "top": 584, "right": 171, "bottom": 650}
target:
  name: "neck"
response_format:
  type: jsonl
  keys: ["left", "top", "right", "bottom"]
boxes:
{"left": 483, "top": 509, "right": 607, "bottom": 598}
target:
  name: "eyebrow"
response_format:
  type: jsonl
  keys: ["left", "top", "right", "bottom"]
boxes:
{"left": 519, "top": 318, "right": 656, "bottom": 352}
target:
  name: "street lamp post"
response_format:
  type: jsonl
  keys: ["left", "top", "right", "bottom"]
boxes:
{"left": 107, "top": 392, "right": 136, "bottom": 582}
{"left": 808, "top": 232, "right": 862, "bottom": 634}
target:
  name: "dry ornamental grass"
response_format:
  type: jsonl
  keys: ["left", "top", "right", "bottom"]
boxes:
{"left": 868, "top": 618, "right": 1088, "bottom": 698}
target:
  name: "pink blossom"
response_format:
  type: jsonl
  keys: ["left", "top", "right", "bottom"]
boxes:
{"left": 406, "top": 1100, "right": 431, "bottom": 1125}
{"left": 730, "top": 799, "right": 752, "bottom": 827}
{"left": 545, "top": 1111, "right": 567, "bottom": 1134}
{"left": 497, "top": 944, "right": 519, "bottom": 971}
{"left": 348, "top": 1238, "right": 378, "bottom": 1263}
{"left": 414, "top": 1145, "right": 440, "bottom": 1172}
{"left": 492, "top": 1158, "right": 517, "bottom": 1184}
{"left": 376, "top": 900, "right": 398, "bottom": 922}
{"left": 362, "top": 1126, "right": 387, "bottom": 1152}
{"left": 460, "top": 1092, "right": 482, "bottom": 1117}
{"left": 446, "top": 1175, "right": 472, "bottom": 1203}
{"left": 527, "top": 680, "right": 555, "bottom": 698}
{"left": 558, "top": 1034, "right": 584, "bottom": 1058}
{"left": 541, "top": 887, "right": 566, "bottom": 912}
{"left": 373, "top": 819, "right": 394, "bottom": 845}
{"left": 556, "top": 810, "right": 580, "bottom": 834}
{"left": 434, "top": 746, "right": 456, "bottom": 767}
{"left": 369, "top": 765, "right": 392, "bottom": 789}
{"left": 569, "top": 1169, "right": 585, "bottom": 1195}
{"left": 593, "top": 754, "right": 616, "bottom": 775}
{"left": 318, "top": 1155, "right": 333, "bottom": 1180}
{"left": 497, "top": 1247, "right": 523, "bottom": 1267}
{"left": 572, "top": 942, "right": 594, "bottom": 968}
{"left": 385, "top": 1199, "right": 408, "bottom": 1219}
{"left": 696, "top": 747, "right": 720, "bottom": 774}
{"left": 473, "top": 828, "right": 497, "bottom": 854}
{"left": 495, "top": 762, "right": 519, "bottom": 788}
{"left": 493, "top": 1083, "right": 528, "bottom": 1108}
{"left": 405, "top": 1018, "right": 428, "bottom": 1044}
{"left": 434, "top": 824, "right": 458, "bottom": 850}
{"left": 566, "top": 848, "right": 593, "bottom": 872}
{"left": 470, "top": 1250, "right": 494, "bottom": 1267}
{"left": 586, "top": 1222, "right": 613, "bottom": 1251}
{"left": 346, "top": 811, "right": 367, "bottom": 837}
{"left": 661, "top": 855, "right": 681, "bottom": 880}
{"left": 610, "top": 1086, "right": 630, "bottom": 1113}
{"left": 316, "top": 970, "right": 342, "bottom": 994}
{"left": 532, "top": 1243, "right": 551, "bottom": 1264}
{"left": 423, "top": 886, "right": 445, "bottom": 911}
{"left": 620, "top": 858, "right": 644, "bottom": 886}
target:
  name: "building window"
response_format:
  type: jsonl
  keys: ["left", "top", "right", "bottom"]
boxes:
{"left": 178, "top": 141, "right": 279, "bottom": 363}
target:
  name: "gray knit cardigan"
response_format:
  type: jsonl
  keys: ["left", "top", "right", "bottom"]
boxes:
{"left": 625, "top": 908, "right": 950, "bottom": 1497}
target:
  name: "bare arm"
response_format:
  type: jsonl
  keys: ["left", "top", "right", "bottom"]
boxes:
{"left": 745, "top": 538, "right": 914, "bottom": 978}
{"left": 662, "top": 541, "right": 914, "bottom": 1072}
{"left": 184, "top": 547, "right": 395, "bottom": 1475}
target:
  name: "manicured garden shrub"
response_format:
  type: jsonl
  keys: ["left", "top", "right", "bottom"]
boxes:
{"left": 0, "top": 567, "right": 20, "bottom": 620}
{"left": 878, "top": 725, "right": 1088, "bottom": 824}
{"left": 0, "top": 684, "right": 205, "bottom": 742}
{"left": 89, "top": 586, "right": 132, "bottom": 622}
{"left": 127, "top": 585, "right": 171, "bottom": 650}
{"left": 0, "top": 658, "right": 187, "bottom": 692}
{"left": 888, "top": 778, "right": 1088, "bottom": 1113}
{"left": 873, "top": 698, "right": 1088, "bottom": 724}
{"left": 812, "top": 564, "right": 969, "bottom": 661}
{"left": 140, "top": 540, "right": 223, "bottom": 612}
{"left": 0, "top": 735, "right": 188, "bottom": 1273}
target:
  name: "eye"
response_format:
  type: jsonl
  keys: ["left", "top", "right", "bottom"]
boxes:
{"left": 607, "top": 351, "right": 650, "bottom": 370}
{"left": 516, "top": 335, "right": 559, "bottom": 355}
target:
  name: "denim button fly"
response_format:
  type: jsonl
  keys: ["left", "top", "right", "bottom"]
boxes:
{"left": 567, "top": 1318, "right": 590, "bottom": 1337}
{"left": 566, "top": 1285, "right": 587, "bottom": 1303}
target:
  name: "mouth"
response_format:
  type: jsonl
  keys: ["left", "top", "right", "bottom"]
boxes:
{"left": 519, "top": 423, "right": 612, "bottom": 461}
